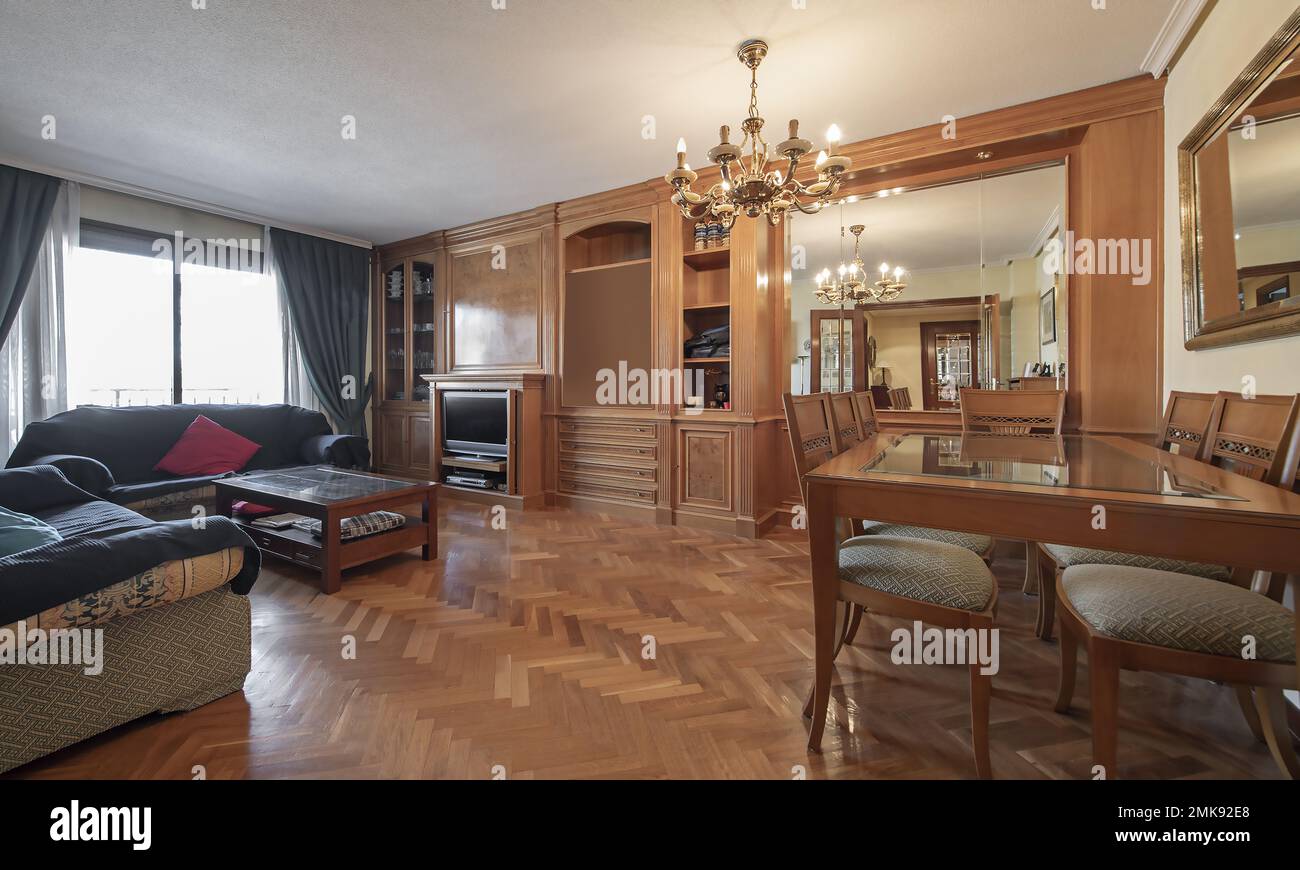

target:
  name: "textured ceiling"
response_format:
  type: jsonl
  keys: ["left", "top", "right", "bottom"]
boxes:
{"left": 0, "top": 0, "right": 1175, "bottom": 243}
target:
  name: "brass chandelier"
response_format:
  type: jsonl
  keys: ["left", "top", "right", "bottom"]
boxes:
{"left": 815, "top": 224, "right": 908, "bottom": 305}
{"left": 664, "top": 39, "right": 852, "bottom": 228}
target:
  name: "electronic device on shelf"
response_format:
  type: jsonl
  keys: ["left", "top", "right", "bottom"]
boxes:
{"left": 443, "top": 468, "right": 507, "bottom": 491}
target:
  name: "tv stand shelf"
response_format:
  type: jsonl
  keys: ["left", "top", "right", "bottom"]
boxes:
{"left": 422, "top": 372, "right": 545, "bottom": 510}
{"left": 441, "top": 454, "right": 506, "bottom": 473}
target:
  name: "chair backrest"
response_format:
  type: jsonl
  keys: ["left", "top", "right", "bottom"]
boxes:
{"left": 888, "top": 387, "right": 912, "bottom": 410}
{"left": 1159, "top": 390, "right": 1217, "bottom": 456}
{"left": 1201, "top": 391, "right": 1300, "bottom": 483}
{"left": 782, "top": 393, "right": 842, "bottom": 488}
{"left": 852, "top": 390, "right": 879, "bottom": 438}
{"left": 829, "top": 392, "right": 864, "bottom": 446}
{"left": 959, "top": 388, "right": 1065, "bottom": 436}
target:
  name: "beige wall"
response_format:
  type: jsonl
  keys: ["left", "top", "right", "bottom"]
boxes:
{"left": 1163, "top": 0, "right": 1300, "bottom": 397}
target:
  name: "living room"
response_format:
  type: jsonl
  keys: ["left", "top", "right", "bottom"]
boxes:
{"left": 2, "top": 0, "right": 1300, "bottom": 842}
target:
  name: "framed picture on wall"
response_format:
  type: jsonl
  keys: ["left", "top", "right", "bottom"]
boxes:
{"left": 1040, "top": 286, "right": 1057, "bottom": 345}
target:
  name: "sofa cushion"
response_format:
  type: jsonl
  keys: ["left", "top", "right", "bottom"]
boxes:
{"left": 838, "top": 535, "right": 995, "bottom": 611}
{"left": 1062, "top": 565, "right": 1296, "bottom": 663}
{"left": 154, "top": 415, "right": 261, "bottom": 476}
{"left": 0, "top": 506, "right": 62, "bottom": 556}
{"left": 25, "top": 454, "right": 114, "bottom": 495}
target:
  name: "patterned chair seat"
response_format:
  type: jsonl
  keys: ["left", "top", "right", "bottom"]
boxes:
{"left": 838, "top": 536, "right": 995, "bottom": 612}
{"left": 861, "top": 521, "right": 993, "bottom": 555}
{"left": 1042, "top": 543, "right": 1229, "bottom": 581}
{"left": 1061, "top": 565, "right": 1296, "bottom": 663}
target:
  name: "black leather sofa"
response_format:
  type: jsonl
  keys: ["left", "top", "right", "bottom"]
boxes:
{"left": 5, "top": 404, "right": 369, "bottom": 519}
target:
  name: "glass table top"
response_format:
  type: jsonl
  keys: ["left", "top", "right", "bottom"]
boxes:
{"left": 853, "top": 434, "right": 1245, "bottom": 501}
{"left": 225, "top": 467, "right": 423, "bottom": 504}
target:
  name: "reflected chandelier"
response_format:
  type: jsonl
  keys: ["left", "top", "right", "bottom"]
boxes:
{"left": 664, "top": 39, "right": 851, "bottom": 228}
{"left": 815, "top": 224, "right": 908, "bottom": 305}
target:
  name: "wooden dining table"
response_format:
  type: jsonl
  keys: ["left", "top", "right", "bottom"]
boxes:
{"left": 803, "top": 431, "right": 1300, "bottom": 749}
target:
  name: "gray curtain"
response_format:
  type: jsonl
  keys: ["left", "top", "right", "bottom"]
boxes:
{"left": 0, "top": 166, "right": 62, "bottom": 346}
{"left": 269, "top": 227, "right": 371, "bottom": 436}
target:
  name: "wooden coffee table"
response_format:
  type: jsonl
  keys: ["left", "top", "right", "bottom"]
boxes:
{"left": 214, "top": 467, "right": 438, "bottom": 593}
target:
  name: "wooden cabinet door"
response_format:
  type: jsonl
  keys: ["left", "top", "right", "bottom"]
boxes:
{"left": 378, "top": 410, "right": 408, "bottom": 471}
{"left": 676, "top": 427, "right": 733, "bottom": 512}
{"left": 408, "top": 415, "right": 432, "bottom": 473}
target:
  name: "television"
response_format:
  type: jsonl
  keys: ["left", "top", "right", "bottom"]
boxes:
{"left": 442, "top": 391, "right": 509, "bottom": 458}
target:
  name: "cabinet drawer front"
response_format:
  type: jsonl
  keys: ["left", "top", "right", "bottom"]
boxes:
{"left": 558, "top": 419, "right": 656, "bottom": 441}
{"left": 559, "top": 475, "right": 656, "bottom": 504}
{"left": 558, "top": 458, "right": 657, "bottom": 483}
{"left": 559, "top": 439, "right": 656, "bottom": 460}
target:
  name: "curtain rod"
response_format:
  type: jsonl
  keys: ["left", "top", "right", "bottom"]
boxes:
{"left": 0, "top": 153, "right": 373, "bottom": 250}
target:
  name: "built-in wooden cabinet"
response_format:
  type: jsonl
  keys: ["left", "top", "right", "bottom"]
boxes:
{"left": 373, "top": 246, "right": 444, "bottom": 479}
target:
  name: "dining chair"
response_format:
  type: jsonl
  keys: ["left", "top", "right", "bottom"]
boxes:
{"left": 829, "top": 392, "right": 866, "bottom": 446}
{"left": 1157, "top": 390, "right": 1217, "bottom": 456}
{"left": 852, "top": 389, "right": 879, "bottom": 438}
{"left": 783, "top": 391, "right": 999, "bottom": 778}
{"left": 959, "top": 387, "right": 1065, "bottom": 436}
{"left": 888, "top": 387, "right": 912, "bottom": 410}
{"left": 1054, "top": 396, "right": 1300, "bottom": 779}
{"left": 1035, "top": 391, "right": 1300, "bottom": 641}
{"left": 958, "top": 388, "right": 1066, "bottom": 606}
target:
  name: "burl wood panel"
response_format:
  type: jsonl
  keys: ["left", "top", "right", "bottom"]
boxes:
{"left": 450, "top": 236, "right": 543, "bottom": 371}
{"left": 562, "top": 262, "right": 653, "bottom": 407}
{"left": 678, "top": 427, "right": 732, "bottom": 511}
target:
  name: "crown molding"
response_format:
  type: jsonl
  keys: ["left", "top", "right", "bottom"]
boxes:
{"left": 1140, "top": 0, "right": 1210, "bottom": 78}
{"left": 0, "top": 152, "right": 372, "bottom": 248}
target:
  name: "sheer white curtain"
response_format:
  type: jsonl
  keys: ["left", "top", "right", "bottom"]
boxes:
{"left": 265, "top": 224, "right": 320, "bottom": 415}
{"left": 1, "top": 181, "right": 78, "bottom": 462}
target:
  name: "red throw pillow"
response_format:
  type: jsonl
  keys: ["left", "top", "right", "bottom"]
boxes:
{"left": 154, "top": 415, "right": 262, "bottom": 476}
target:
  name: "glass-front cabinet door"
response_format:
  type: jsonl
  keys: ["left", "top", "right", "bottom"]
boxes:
{"left": 382, "top": 262, "right": 406, "bottom": 401}
{"left": 411, "top": 259, "right": 436, "bottom": 402}
{"left": 934, "top": 330, "right": 973, "bottom": 408}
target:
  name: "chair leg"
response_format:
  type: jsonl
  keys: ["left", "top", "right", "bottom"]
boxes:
{"left": 843, "top": 604, "right": 863, "bottom": 646}
{"left": 1253, "top": 688, "right": 1300, "bottom": 780}
{"left": 1022, "top": 540, "right": 1039, "bottom": 595}
{"left": 1054, "top": 623, "right": 1078, "bottom": 713}
{"left": 1088, "top": 646, "right": 1120, "bottom": 779}
{"left": 1037, "top": 558, "right": 1059, "bottom": 642}
{"left": 1234, "top": 685, "right": 1266, "bottom": 744}
{"left": 803, "top": 599, "right": 852, "bottom": 719}
{"left": 968, "top": 659, "right": 993, "bottom": 780}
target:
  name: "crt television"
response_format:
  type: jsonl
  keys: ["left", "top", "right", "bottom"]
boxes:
{"left": 442, "top": 391, "right": 509, "bottom": 458}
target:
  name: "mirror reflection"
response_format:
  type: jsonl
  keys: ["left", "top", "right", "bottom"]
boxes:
{"left": 1195, "top": 46, "right": 1300, "bottom": 325}
{"left": 787, "top": 163, "right": 1067, "bottom": 411}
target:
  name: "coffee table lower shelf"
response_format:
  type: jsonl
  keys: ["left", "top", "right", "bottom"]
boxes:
{"left": 236, "top": 516, "right": 430, "bottom": 576}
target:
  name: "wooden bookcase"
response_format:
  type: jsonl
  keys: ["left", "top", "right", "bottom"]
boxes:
{"left": 681, "top": 220, "right": 732, "bottom": 411}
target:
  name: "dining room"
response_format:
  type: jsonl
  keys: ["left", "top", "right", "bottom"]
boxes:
{"left": 780, "top": 2, "right": 1300, "bottom": 781}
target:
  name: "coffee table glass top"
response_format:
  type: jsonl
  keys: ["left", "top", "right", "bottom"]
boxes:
{"left": 850, "top": 434, "right": 1245, "bottom": 501}
{"left": 222, "top": 467, "right": 424, "bottom": 504}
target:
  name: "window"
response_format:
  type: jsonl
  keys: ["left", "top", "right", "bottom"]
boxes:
{"left": 67, "top": 220, "right": 284, "bottom": 407}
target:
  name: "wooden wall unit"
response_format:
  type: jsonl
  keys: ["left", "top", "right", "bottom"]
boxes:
{"left": 372, "top": 74, "right": 1168, "bottom": 530}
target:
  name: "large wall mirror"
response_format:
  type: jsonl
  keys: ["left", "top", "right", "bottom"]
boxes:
{"left": 786, "top": 162, "right": 1067, "bottom": 411}
{"left": 1179, "top": 9, "right": 1300, "bottom": 349}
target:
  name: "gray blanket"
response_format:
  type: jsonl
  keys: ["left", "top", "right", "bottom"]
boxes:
{"left": 0, "top": 465, "right": 259, "bottom": 625}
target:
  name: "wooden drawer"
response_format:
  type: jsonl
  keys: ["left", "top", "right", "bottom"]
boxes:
{"left": 558, "top": 419, "right": 656, "bottom": 441}
{"left": 559, "top": 438, "right": 657, "bottom": 461}
{"left": 558, "top": 456, "right": 656, "bottom": 484}
{"left": 559, "top": 475, "right": 656, "bottom": 504}
{"left": 243, "top": 527, "right": 322, "bottom": 570}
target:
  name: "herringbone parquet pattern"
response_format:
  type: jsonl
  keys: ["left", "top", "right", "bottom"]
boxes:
{"left": 8, "top": 501, "right": 1287, "bottom": 779}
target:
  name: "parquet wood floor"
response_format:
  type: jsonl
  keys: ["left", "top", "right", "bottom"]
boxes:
{"left": 9, "top": 501, "right": 1287, "bottom": 779}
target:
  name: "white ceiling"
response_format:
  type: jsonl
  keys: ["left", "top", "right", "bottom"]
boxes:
{"left": 0, "top": 0, "right": 1176, "bottom": 244}
{"left": 791, "top": 164, "right": 1065, "bottom": 278}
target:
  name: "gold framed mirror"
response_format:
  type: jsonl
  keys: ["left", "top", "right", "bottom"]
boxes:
{"left": 1179, "top": 9, "right": 1300, "bottom": 349}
